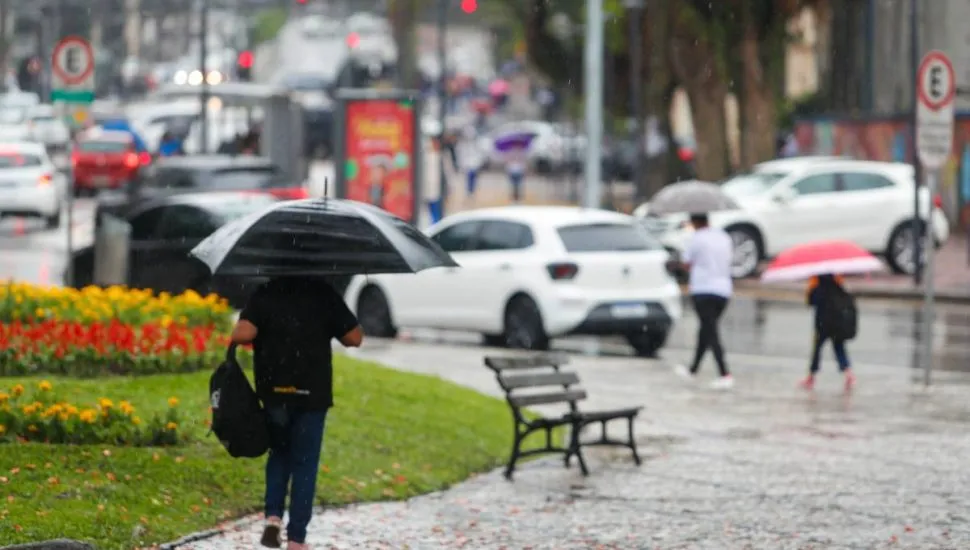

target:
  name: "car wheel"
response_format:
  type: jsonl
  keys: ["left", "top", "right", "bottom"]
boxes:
{"left": 357, "top": 286, "right": 398, "bottom": 339}
{"left": 886, "top": 221, "right": 925, "bottom": 275}
{"left": 502, "top": 295, "right": 549, "bottom": 350}
{"left": 45, "top": 208, "right": 62, "bottom": 229}
{"left": 726, "top": 227, "right": 761, "bottom": 278}
{"left": 626, "top": 330, "right": 668, "bottom": 358}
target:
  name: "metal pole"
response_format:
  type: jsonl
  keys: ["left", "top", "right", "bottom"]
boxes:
{"left": 64, "top": 142, "right": 73, "bottom": 287}
{"left": 909, "top": 0, "right": 922, "bottom": 284}
{"left": 199, "top": 0, "right": 209, "bottom": 154}
{"left": 626, "top": 0, "right": 644, "bottom": 200}
{"left": 583, "top": 0, "right": 604, "bottom": 209}
{"left": 436, "top": 0, "right": 447, "bottom": 216}
{"left": 922, "top": 170, "right": 937, "bottom": 386}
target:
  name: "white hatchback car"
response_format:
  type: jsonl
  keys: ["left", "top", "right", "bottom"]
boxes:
{"left": 643, "top": 158, "right": 949, "bottom": 277}
{"left": 0, "top": 141, "right": 66, "bottom": 228}
{"left": 344, "top": 206, "right": 683, "bottom": 356}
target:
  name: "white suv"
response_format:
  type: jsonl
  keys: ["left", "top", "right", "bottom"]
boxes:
{"left": 344, "top": 206, "right": 683, "bottom": 357}
{"left": 648, "top": 159, "right": 949, "bottom": 278}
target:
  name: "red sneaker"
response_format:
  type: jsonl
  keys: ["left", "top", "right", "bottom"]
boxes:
{"left": 844, "top": 370, "right": 856, "bottom": 391}
{"left": 799, "top": 376, "right": 815, "bottom": 390}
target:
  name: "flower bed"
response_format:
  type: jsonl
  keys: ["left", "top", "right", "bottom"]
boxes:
{"left": 0, "top": 282, "right": 232, "bottom": 328}
{"left": 0, "top": 320, "right": 228, "bottom": 377}
{"left": 0, "top": 380, "right": 183, "bottom": 446}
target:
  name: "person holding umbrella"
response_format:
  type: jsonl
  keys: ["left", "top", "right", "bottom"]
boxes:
{"left": 673, "top": 212, "right": 735, "bottom": 390}
{"left": 801, "top": 274, "right": 856, "bottom": 391}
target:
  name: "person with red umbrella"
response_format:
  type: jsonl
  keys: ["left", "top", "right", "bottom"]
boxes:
{"left": 761, "top": 240, "right": 876, "bottom": 391}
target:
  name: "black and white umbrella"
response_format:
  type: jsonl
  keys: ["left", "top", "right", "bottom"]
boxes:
{"left": 189, "top": 198, "right": 459, "bottom": 277}
{"left": 648, "top": 180, "right": 738, "bottom": 215}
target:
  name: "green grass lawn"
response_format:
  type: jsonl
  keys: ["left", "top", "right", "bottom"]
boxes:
{"left": 0, "top": 356, "right": 540, "bottom": 549}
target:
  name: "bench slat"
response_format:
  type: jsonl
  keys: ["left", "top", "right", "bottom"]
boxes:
{"left": 485, "top": 354, "right": 570, "bottom": 371}
{"left": 508, "top": 389, "right": 587, "bottom": 407}
{"left": 501, "top": 372, "right": 580, "bottom": 390}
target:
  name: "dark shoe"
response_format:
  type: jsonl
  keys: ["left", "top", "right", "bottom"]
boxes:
{"left": 260, "top": 523, "right": 282, "bottom": 548}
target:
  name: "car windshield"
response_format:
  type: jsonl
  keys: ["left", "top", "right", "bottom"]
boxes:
{"left": 209, "top": 195, "right": 277, "bottom": 223}
{"left": 30, "top": 115, "right": 56, "bottom": 123}
{"left": 207, "top": 167, "right": 282, "bottom": 189}
{"left": 78, "top": 141, "right": 129, "bottom": 153}
{"left": 283, "top": 74, "right": 329, "bottom": 91}
{"left": 0, "top": 153, "right": 42, "bottom": 168}
{"left": 720, "top": 171, "right": 787, "bottom": 197}
{"left": 557, "top": 222, "right": 660, "bottom": 252}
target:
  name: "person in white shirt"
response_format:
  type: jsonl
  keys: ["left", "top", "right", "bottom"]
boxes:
{"left": 675, "top": 212, "right": 734, "bottom": 389}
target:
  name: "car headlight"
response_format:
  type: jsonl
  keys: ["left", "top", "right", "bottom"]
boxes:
{"left": 206, "top": 71, "right": 223, "bottom": 85}
{"left": 188, "top": 70, "right": 203, "bottom": 85}
{"left": 173, "top": 70, "right": 188, "bottom": 85}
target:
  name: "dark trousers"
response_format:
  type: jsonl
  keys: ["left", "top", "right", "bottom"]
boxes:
{"left": 264, "top": 405, "right": 327, "bottom": 544}
{"left": 509, "top": 172, "right": 523, "bottom": 201}
{"left": 689, "top": 294, "right": 730, "bottom": 376}
{"left": 809, "top": 332, "right": 850, "bottom": 374}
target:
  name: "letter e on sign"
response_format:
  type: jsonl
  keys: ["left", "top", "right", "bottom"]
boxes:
{"left": 52, "top": 36, "right": 94, "bottom": 89}
{"left": 916, "top": 50, "right": 956, "bottom": 170}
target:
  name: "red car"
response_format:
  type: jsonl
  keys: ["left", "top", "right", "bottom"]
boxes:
{"left": 72, "top": 129, "right": 151, "bottom": 195}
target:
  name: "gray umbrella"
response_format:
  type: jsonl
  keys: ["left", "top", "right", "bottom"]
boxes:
{"left": 648, "top": 180, "right": 738, "bottom": 215}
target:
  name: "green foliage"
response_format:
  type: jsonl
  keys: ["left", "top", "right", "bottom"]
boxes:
{"left": 252, "top": 8, "right": 287, "bottom": 45}
{"left": 0, "top": 356, "right": 554, "bottom": 549}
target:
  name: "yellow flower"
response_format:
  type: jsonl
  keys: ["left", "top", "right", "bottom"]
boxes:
{"left": 167, "top": 397, "right": 179, "bottom": 408}
{"left": 98, "top": 398, "right": 113, "bottom": 409}
{"left": 119, "top": 401, "right": 134, "bottom": 415}
{"left": 0, "top": 424, "right": 5, "bottom": 434}
{"left": 165, "top": 422, "right": 178, "bottom": 431}
{"left": 78, "top": 409, "right": 97, "bottom": 423}
{"left": 37, "top": 380, "right": 52, "bottom": 392}
{"left": 11, "top": 385, "right": 24, "bottom": 397}
{"left": 132, "top": 416, "right": 142, "bottom": 426}
{"left": 0, "top": 393, "right": 8, "bottom": 403}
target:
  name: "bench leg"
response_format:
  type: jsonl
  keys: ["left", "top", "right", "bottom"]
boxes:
{"left": 627, "top": 416, "right": 642, "bottom": 466}
{"left": 567, "top": 423, "right": 590, "bottom": 476}
{"left": 504, "top": 433, "right": 522, "bottom": 481}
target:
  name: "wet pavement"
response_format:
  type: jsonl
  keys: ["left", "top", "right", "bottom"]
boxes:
{"left": 179, "top": 339, "right": 970, "bottom": 549}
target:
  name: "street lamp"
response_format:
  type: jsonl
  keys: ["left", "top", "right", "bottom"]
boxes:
{"left": 623, "top": 0, "right": 645, "bottom": 199}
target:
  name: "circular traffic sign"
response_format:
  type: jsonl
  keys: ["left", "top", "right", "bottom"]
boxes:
{"left": 52, "top": 36, "right": 94, "bottom": 86}
{"left": 917, "top": 50, "right": 956, "bottom": 111}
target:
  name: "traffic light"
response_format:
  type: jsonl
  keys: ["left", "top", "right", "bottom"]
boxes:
{"left": 461, "top": 0, "right": 477, "bottom": 13}
{"left": 237, "top": 50, "right": 253, "bottom": 81}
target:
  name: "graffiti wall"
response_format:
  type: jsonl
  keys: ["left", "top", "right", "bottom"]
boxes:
{"left": 794, "top": 115, "right": 970, "bottom": 228}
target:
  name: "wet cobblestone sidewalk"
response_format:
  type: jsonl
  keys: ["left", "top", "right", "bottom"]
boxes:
{"left": 177, "top": 342, "right": 970, "bottom": 549}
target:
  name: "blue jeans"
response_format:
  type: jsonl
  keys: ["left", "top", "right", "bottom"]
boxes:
{"left": 264, "top": 405, "right": 327, "bottom": 544}
{"left": 809, "top": 332, "right": 850, "bottom": 374}
{"left": 466, "top": 169, "right": 478, "bottom": 196}
{"left": 508, "top": 172, "right": 523, "bottom": 201}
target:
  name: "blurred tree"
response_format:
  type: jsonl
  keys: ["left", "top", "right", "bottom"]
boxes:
{"left": 389, "top": 0, "right": 420, "bottom": 88}
{"left": 0, "top": 0, "right": 8, "bottom": 91}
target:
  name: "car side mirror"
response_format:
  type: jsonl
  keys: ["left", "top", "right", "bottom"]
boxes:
{"left": 773, "top": 187, "right": 796, "bottom": 203}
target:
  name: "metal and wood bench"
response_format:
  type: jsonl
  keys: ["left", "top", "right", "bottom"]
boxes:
{"left": 484, "top": 353, "right": 642, "bottom": 480}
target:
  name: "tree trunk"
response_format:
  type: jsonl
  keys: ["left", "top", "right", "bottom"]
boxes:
{"left": 389, "top": 0, "right": 419, "bottom": 89}
{"left": 641, "top": 0, "right": 673, "bottom": 197}
{"left": 738, "top": 14, "right": 777, "bottom": 169}
{"left": 0, "top": 0, "right": 9, "bottom": 91}
{"left": 668, "top": 7, "right": 730, "bottom": 181}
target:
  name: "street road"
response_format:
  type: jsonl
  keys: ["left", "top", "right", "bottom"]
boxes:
{"left": 2, "top": 187, "right": 968, "bottom": 376}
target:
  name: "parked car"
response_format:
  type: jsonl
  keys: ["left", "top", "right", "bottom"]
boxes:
{"left": 26, "top": 104, "right": 70, "bottom": 151}
{"left": 343, "top": 206, "right": 682, "bottom": 357}
{"left": 0, "top": 141, "right": 67, "bottom": 228}
{"left": 136, "top": 155, "right": 309, "bottom": 200}
{"left": 644, "top": 158, "right": 950, "bottom": 277}
{"left": 0, "top": 104, "right": 30, "bottom": 141}
{"left": 71, "top": 129, "right": 152, "bottom": 196}
{"left": 70, "top": 191, "right": 277, "bottom": 306}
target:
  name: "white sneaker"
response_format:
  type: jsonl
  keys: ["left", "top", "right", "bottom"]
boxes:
{"left": 710, "top": 376, "right": 734, "bottom": 390}
{"left": 673, "top": 364, "right": 694, "bottom": 380}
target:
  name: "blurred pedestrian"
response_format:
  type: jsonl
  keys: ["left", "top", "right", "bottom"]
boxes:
{"left": 423, "top": 135, "right": 445, "bottom": 223}
{"left": 158, "top": 131, "right": 184, "bottom": 157}
{"left": 674, "top": 212, "right": 734, "bottom": 389}
{"left": 229, "top": 276, "right": 364, "bottom": 550}
{"left": 504, "top": 146, "right": 527, "bottom": 202}
{"left": 368, "top": 162, "right": 388, "bottom": 208}
{"left": 456, "top": 126, "right": 484, "bottom": 198}
{"left": 800, "top": 274, "right": 856, "bottom": 391}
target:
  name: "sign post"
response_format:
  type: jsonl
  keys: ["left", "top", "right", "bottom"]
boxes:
{"left": 915, "top": 50, "right": 955, "bottom": 387}
{"left": 51, "top": 36, "right": 95, "bottom": 126}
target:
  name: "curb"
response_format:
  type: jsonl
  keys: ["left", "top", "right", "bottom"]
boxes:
{"left": 731, "top": 283, "right": 970, "bottom": 305}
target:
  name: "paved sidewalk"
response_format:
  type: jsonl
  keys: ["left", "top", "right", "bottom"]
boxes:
{"left": 178, "top": 341, "right": 970, "bottom": 549}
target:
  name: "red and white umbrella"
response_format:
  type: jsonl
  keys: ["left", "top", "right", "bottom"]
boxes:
{"left": 761, "top": 240, "right": 885, "bottom": 283}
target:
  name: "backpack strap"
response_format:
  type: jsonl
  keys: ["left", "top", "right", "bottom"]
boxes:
{"left": 226, "top": 343, "right": 238, "bottom": 363}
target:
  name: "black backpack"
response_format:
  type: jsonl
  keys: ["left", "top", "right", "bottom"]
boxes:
{"left": 209, "top": 344, "right": 270, "bottom": 458}
{"left": 822, "top": 285, "right": 858, "bottom": 341}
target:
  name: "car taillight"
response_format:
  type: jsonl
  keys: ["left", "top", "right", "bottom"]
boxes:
{"left": 138, "top": 151, "right": 152, "bottom": 165}
{"left": 37, "top": 173, "right": 51, "bottom": 186}
{"left": 270, "top": 187, "right": 310, "bottom": 199}
{"left": 546, "top": 262, "right": 579, "bottom": 280}
{"left": 70, "top": 151, "right": 79, "bottom": 167}
{"left": 933, "top": 194, "right": 943, "bottom": 209}
{"left": 124, "top": 152, "right": 139, "bottom": 169}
